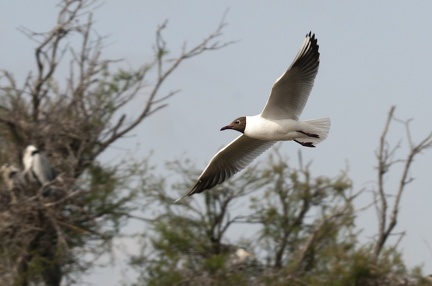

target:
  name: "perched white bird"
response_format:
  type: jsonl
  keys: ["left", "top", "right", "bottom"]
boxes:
{"left": 23, "top": 145, "right": 56, "bottom": 193}
{"left": 230, "top": 248, "right": 255, "bottom": 265}
{"left": 176, "top": 32, "right": 330, "bottom": 202}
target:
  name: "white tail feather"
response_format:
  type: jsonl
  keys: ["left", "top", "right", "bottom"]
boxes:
{"left": 297, "top": 117, "right": 331, "bottom": 145}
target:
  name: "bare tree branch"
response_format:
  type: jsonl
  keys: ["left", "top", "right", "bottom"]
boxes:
{"left": 373, "top": 106, "right": 432, "bottom": 259}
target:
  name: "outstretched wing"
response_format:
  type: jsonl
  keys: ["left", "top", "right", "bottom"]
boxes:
{"left": 261, "top": 32, "right": 320, "bottom": 120}
{"left": 175, "top": 135, "right": 275, "bottom": 202}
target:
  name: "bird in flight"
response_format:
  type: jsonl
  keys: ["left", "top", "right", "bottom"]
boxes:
{"left": 175, "top": 32, "right": 330, "bottom": 202}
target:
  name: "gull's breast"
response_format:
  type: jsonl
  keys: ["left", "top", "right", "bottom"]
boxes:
{"left": 244, "top": 116, "right": 300, "bottom": 141}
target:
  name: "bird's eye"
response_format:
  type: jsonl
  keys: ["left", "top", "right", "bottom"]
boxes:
{"left": 235, "top": 120, "right": 240, "bottom": 124}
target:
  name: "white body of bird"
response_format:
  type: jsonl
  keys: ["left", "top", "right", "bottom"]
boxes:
{"left": 23, "top": 145, "right": 56, "bottom": 191}
{"left": 244, "top": 115, "right": 330, "bottom": 144}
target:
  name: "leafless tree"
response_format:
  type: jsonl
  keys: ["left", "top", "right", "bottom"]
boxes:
{"left": 0, "top": 0, "right": 231, "bottom": 285}
{"left": 373, "top": 106, "right": 432, "bottom": 260}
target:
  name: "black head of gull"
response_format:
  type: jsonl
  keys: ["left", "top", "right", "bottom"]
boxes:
{"left": 220, "top": 116, "right": 246, "bottom": 133}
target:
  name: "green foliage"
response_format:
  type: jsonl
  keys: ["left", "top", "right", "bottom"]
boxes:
{"left": 129, "top": 150, "right": 424, "bottom": 286}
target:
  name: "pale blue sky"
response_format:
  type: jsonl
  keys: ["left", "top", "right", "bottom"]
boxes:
{"left": 2, "top": 1, "right": 432, "bottom": 285}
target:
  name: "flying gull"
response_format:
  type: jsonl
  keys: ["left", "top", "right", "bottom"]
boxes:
{"left": 175, "top": 32, "right": 330, "bottom": 202}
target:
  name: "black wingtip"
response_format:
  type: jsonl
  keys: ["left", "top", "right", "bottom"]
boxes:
{"left": 173, "top": 182, "right": 201, "bottom": 203}
{"left": 306, "top": 31, "right": 315, "bottom": 38}
{"left": 305, "top": 32, "right": 318, "bottom": 47}
{"left": 173, "top": 194, "right": 187, "bottom": 204}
